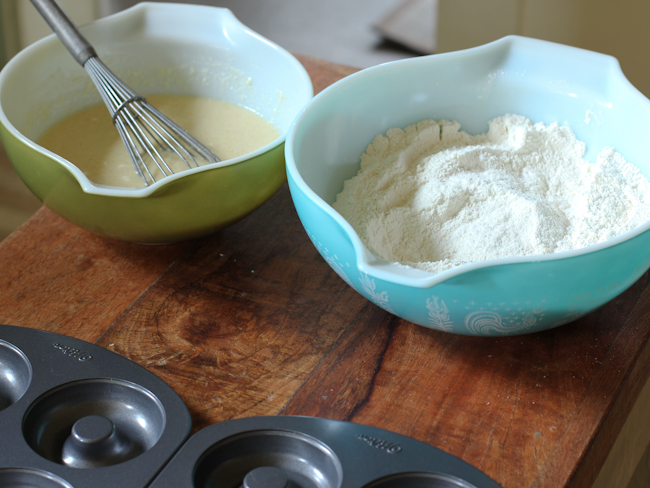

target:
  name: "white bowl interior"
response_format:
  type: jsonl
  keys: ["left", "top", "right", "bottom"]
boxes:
{"left": 1, "top": 2, "right": 311, "bottom": 163}
{"left": 292, "top": 36, "right": 650, "bottom": 208}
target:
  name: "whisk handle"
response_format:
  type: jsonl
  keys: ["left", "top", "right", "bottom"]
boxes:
{"left": 30, "top": 0, "right": 97, "bottom": 66}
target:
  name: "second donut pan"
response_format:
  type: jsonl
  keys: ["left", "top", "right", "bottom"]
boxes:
{"left": 0, "top": 324, "right": 502, "bottom": 488}
{"left": 152, "top": 415, "right": 502, "bottom": 488}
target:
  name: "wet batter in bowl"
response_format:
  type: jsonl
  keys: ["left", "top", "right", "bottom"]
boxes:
{"left": 38, "top": 95, "right": 280, "bottom": 188}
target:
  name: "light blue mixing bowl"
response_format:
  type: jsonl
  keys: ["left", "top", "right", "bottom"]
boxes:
{"left": 285, "top": 36, "right": 650, "bottom": 336}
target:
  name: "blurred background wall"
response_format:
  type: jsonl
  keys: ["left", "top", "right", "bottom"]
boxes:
{"left": 0, "top": 0, "right": 425, "bottom": 69}
{"left": 3, "top": 0, "right": 650, "bottom": 97}
{"left": 437, "top": 0, "right": 650, "bottom": 98}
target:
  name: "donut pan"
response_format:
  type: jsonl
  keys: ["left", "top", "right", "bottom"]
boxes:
{"left": 0, "top": 324, "right": 501, "bottom": 488}
{"left": 0, "top": 323, "right": 191, "bottom": 488}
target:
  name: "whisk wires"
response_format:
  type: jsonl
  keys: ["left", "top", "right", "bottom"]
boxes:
{"left": 30, "top": 0, "right": 220, "bottom": 186}
{"left": 84, "top": 57, "right": 220, "bottom": 186}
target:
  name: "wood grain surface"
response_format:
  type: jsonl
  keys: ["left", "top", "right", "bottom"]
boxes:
{"left": 0, "top": 54, "right": 649, "bottom": 488}
{"left": 0, "top": 142, "right": 41, "bottom": 240}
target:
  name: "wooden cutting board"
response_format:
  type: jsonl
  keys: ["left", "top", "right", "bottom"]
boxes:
{"left": 0, "top": 54, "right": 649, "bottom": 488}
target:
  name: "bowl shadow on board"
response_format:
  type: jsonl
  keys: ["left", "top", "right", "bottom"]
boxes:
{"left": 374, "top": 279, "right": 641, "bottom": 394}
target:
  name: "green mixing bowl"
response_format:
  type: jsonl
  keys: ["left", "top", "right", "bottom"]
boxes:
{"left": 0, "top": 2, "right": 313, "bottom": 243}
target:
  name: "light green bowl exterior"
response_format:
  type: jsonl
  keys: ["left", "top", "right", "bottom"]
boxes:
{"left": 0, "top": 3, "right": 313, "bottom": 243}
{"left": 286, "top": 35, "right": 650, "bottom": 336}
{"left": 0, "top": 123, "right": 285, "bottom": 243}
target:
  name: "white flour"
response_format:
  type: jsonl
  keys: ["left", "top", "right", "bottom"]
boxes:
{"left": 332, "top": 114, "right": 650, "bottom": 274}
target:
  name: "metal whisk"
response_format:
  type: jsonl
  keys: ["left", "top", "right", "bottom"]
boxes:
{"left": 31, "top": 0, "right": 220, "bottom": 186}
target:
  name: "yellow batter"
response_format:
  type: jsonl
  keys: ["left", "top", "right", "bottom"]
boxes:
{"left": 38, "top": 95, "right": 280, "bottom": 188}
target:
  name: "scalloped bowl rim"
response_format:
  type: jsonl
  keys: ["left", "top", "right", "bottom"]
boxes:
{"left": 285, "top": 35, "right": 650, "bottom": 289}
{"left": 11, "top": 117, "right": 287, "bottom": 198}
{"left": 0, "top": 2, "right": 313, "bottom": 199}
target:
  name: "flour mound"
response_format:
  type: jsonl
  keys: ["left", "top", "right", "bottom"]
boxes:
{"left": 332, "top": 114, "right": 650, "bottom": 274}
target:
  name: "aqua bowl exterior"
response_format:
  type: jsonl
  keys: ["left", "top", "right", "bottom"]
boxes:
{"left": 0, "top": 3, "right": 313, "bottom": 243}
{"left": 286, "top": 36, "right": 650, "bottom": 336}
